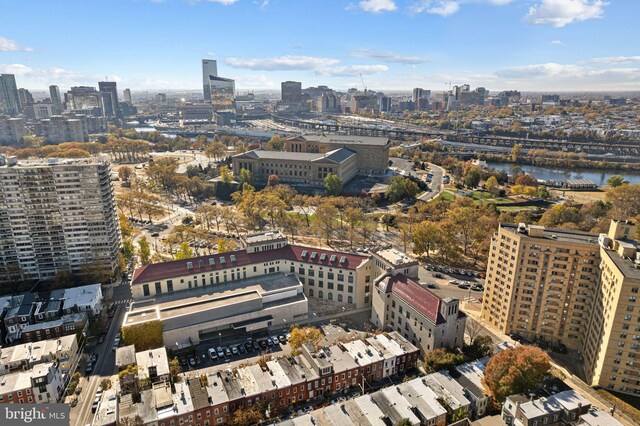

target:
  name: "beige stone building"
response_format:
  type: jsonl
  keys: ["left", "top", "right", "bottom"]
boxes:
{"left": 232, "top": 147, "right": 358, "bottom": 187}
{"left": 284, "top": 134, "right": 390, "bottom": 175}
{"left": 481, "top": 220, "right": 640, "bottom": 396}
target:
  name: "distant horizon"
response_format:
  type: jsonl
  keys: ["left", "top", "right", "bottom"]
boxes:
{"left": 2, "top": 1, "right": 639, "bottom": 92}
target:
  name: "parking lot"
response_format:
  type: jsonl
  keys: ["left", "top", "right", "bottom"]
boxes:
{"left": 176, "top": 331, "right": 293, "bottom": 373}
{"left": 417, "top": 263, "right": 485, "bottom": 303}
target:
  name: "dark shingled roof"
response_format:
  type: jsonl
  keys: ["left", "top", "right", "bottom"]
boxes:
{"left": 132, "top": 244, "right": 369, "bottom": 285}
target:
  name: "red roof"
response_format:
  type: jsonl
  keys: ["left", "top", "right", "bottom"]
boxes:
{"left": 131, "top": 244, "right": 369, "bottom": 285}
{"left": 378, "top": 274, "right": 446, "bottom": 324}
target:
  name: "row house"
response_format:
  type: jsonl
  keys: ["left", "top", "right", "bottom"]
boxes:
{"left": 0, "top": 361, "right": 64, "bottom": 404}
{"left": 0, "top": 334, "right": 78, "bottom": 376}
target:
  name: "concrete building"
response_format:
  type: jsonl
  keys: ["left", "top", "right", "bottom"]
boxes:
{"left": 502, "top": 390, "right": 590, "bottom": 426}
{"left": 318, "top": 92, "right": 339, "bottom": 113}
{"left": 0, "top": 334, "right": 79, "bottom": 375}
{"left": 208, "top": 76, "right": 235, "bottom": 111}
{"left": 283, "top": 134, "right": 391, "bottom": 175}
{"left": 453, "top": 360, "right": 492, "bottom": 418}
{"left": 202, "top": 59, "right": 218, "bottom": 102}
{"left": 99, "top": 81, "right": 120, "bottom": 118}
{"left": 0, "top": 157, "right": 121, "bottom": 283}
{"left": 49, "top": 85, "right": 63, "bottom": 113}
{"left": 21, "top": 312, "right": 88, "bottom": 343}
{"left": 124, "top": 272, "right": 308, "bottom": 347}
{"left": 371, "top": 273, "right": 466, "bottom": 353}
{"left": 0, "top": 74, "right": 21, "bottom": 115}
{"left": 232, "top": 147, "right": 358, "bottom": 187}
{"left": 350, "top": 91, "right": 379, "bottom": 114}
{"left": 482, "top": 220, "right": 640, "bottom": 396}
{"left": 371, "top": 248, "right": 419, "bottom": 279}
{"left": 123, "top": 88, "right": 132, "bottom": 105}
{"left": 36, "top": 114, "right": 89, "bottom": 143}
{"left": 177, "top": 103, "right": 213, "bottom": 120}
{"left": 282, "top": 81, "right": 302, "bottom": 104}
{"left": 0, "top": 117, "right": 26, "bottom": 145}
{"left": 18, "top": 88, "right": 33, "bottom": 107}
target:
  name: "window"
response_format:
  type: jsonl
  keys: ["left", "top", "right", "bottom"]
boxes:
{"left": 155, "top": 282, "right": 162, "bottom": 294}
{"left": 143, "top": 284, "right": 150, "bottom": 296}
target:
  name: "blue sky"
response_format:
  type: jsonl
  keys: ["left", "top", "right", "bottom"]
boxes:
{"left": 1, "top": 0, "right": 638, "bottom": 92}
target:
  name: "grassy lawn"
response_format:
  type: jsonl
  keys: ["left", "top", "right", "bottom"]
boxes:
{"left": 435, "top": 190, "right": 457, "bottom": 203}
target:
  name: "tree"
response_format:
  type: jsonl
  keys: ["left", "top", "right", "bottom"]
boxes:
{"left": 168, "top": 357, "right": 182, "bottom": 383}
{"left": 386, "top": 176, "right": 419, "bottom": 202}
{"left": 485, "top": 176, "right": 500, "bottom": 197}
{"left": 121, "top": 320, "right": 163, "bottom": 351}
{"left": 607, "top": 175, "right": 629, "bottom": 188}
{"left": 118, "top": 166, "right": 133, "bottom": 182}
{"left": 137, "top": 236, "right": 151, "bottom": 266}
{"left": 511, "top": 143, "right": 522, "bottom": 161}
{"left": 606, "top": 184, "right": 640, "bottom": 219}
{"left": 228, "top": 405, "right": 264, "bottom": 426}
{"left": 218, "top": 165, "right": 233, "bottom": 183}
{"left": 267, "top": 174, "right": 280, "bottom": 187}
{"left": 464, "top": 335, "right": 494, "bottom": 360}
{"left": 100, "top": 378, "right": 112, "bottom": 390}
{"left": 423, "top": 348, "right": 465, "bottom": 373}
{"left": 288, "top": 326, "right": 323, "bottom": 355}
{"left": 463, "top": 168, "right": 481, "bottom": 189}
{"left": 265, "top": 136, "right": 286, "bottom": 151}
{"left": 174, "top": 242, "right": 194, "bottom": 260}
{"left": 538, "top": 204, "right": 583, "bottom": 228}
{"left": 515, "top": 174, "right": 538, "bottom": 187}
{"left": 483, "top": 345, "right": 551, "bottom": 402}
{"left": 324, "top": 173, "right": 343, "bottom": 196}
{"left": 239, "top": 168, "right": 253, "bottom": 184}
{"left": 395, "top": 419, "right": 412, "bottom": 426}
{"left": 412, "top": 221, "right": 442, "bottom": 258}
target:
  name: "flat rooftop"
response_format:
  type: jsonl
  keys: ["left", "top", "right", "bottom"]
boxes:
{"left": 374, "top": 248, "right": 417, "bottom": 266}
{"left": 601, "top": 246, "right": 640, "bottom": 280}
{"left": 501, "top": 222, "right": 599, "bottom": 245}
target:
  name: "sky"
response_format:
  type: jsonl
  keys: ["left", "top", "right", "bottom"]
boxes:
{"left": 1, "top": 0, "right": 639, "bottom": 93}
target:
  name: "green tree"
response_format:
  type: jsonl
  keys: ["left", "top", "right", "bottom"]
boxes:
{"left": 412, "top": 221, "right": 442, "bottom": 258}
{"left": 174, "top": 242, "right": 194, "bottom": 260}
{"left": 483, "top": 345, "right": 551, "bottom": 403}
{"left": 324, "top": 173, "right": 343, "bottom": 196}
{"left": 463, "top": 168, "right": 481, "bottom": 189}
{"left": 485, "top": 175, "right": 500, "bottom": 197}
{"left": 218, "top": 165, "right": 233, "bottom": 183}
{"left": 386, "top": 176, "right": 419, "bottom": 202}
{"left": 137, "top": 236, "right": 151, "bottom": 266}
{"left": 423, "top": 348, "right": 465, "bottom": 373}
{"left": 265, "top": 136, "right": 286, "bottom": 151}
{"left": 395, "top": 419, "right": 412, "bottom": 426}
{"left": 607, "top": 175, "right": 629, "bottom": 188}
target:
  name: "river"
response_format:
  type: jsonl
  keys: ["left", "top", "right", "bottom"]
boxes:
{"left": 487, "top": 162, "right": 640, "bottom": 185}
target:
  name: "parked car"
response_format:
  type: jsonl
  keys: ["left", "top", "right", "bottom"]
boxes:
{"left": 426, "top": 283, "right": 436, "bottom": 289}
{"left": 271, "top": 337, "right": 280, "bottom": 345}
{"left": 244, "top": 341, "right": 253, "bottom": 352}
{"left": 433, "top": 273, "right": 444, "bottom": 278}
{"left": 458, "top": 283, "right": 470, "bottom": 290}
{"left": 252, "top": 341, "right": 260, "bottom": 351}
{"left": 231, "top": 346, "right": 239, "bottom": 356}
{"left": 471, "top": 285, "right": 484, "bottom": 291}
{"left": 208, "top": 348, "right": 218, "bottom": 361}
{"left": 278, "top": 335, "right": 287, "bottom": 344}
{"left": 266, "top": 338, "right": 274, "bottom": 347}
{"left": 259, "top": 339, "right": 267, "bottom": 349}
{"left": 224, "top": 347, "right": 232, "bottom": 357}
{"left": 216, "top": 347, "right": 224, "bottom": 358}
{"left": 448, "top": 279, "right": 460, "bottom": 285}
{"left": 188, "top": 356, "right": 196, "bottom": 367}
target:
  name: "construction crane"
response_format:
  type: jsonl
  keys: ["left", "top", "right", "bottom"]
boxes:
{"left": 444, "top": 82, "right": 453, "bottom": 90}
{"left": 360, "top": 72, "right": 367, "bottom": 93}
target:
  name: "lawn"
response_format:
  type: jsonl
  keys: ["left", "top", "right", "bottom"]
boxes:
{"left": 597, "top": 389, "right": 640, "bottom": 425}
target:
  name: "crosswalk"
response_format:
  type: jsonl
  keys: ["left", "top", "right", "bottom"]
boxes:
{"left": 113, "top": 299, "right": 132, "bottom": 306}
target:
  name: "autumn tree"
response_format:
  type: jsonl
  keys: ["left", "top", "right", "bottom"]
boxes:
{"left": 314, "top": 201, "right": 339, "bottom": 244}
{"left": 267, "top": 174, "right": 280, "bottom": 187}
{"left": 412, "top": 221, "right": 443, "bottom": 258}
{"left": 386, "top": 176, "right": 419, "bottom": 202}
{"left": 288, "top": 326, "right": 323, "bottom": 355}
{"left": 118, "top": 166, "right": 133, "bottom": 182}
{"left": 174, "top": 242, "right": 194, "bottom": 260}
{"left": 538, "top": 204, "right": 584, "bottom": 229}
{"left": 218, "top": 165, "right": 233, "bottom": 183}
{"left": 137, "top": 236, "right": 151, "bottom": 265}
{"left": 239, "top": 168, "right": 253, "bottom": 185}
{"left": 121, "top": 320, "right": 163, "bottom": 351}
{"left": 228, "top": 405, "right": 264, "bottom": 426}
{"left": 265, "top": 136, "right": 286, "bottom": 151}
{"left": 423, "top": 348, "right": 465, "bottom": 373}
{"left": 606, "top": 184, "right": 640, "bottom": 219}
{"left": 324, "top": 173, "right": 343, "bottom": 196}
{"left": 483, "top": 345, "right": 551, "bottom": 402}
{"left": 515, "top": 174, "right": 538, "bottom": 187}
{"left": 511, "top": 143, "right": 522, "bottom": 161}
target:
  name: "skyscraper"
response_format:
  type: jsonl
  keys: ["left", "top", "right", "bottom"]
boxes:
{"left": 412, "top": 88, "right": 425, "bottom": 104}
{"left": 202, "top": 59, "right": 218, "bottom": 102}
{"left": 98, "top": 81, "right": 119, "bottom": 118}
{"left": 17, "top": 89, "right": 34, "bottom": 106}
{"left": 281, "top": 81, "right": 302, "bottom": 103}
{"left": 123, "top": 88, "right": 132, "bottom": 104}
{"left": 49, "top": 85, "right": 63, "bottom": 113}
{"left": 0, "top": 74, "right": 21, "bottom": 115}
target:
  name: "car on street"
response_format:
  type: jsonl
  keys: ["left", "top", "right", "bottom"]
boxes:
{"left": 85, "top": 363, "right": 94, "bottom": 375}
{"left": 433, "top": 273, "right": 444, "bottom": 278}
{"left": 91, "top": 353, "right": 98, "bottom": 363}
{"left": 426, "top": 283, "right": 436, "bottom": 289}
{"left": 458, "top": 283, "right": 470, "bottom": 290}
{"left": 471, "top": 285, "right": 484, "bottom": 291}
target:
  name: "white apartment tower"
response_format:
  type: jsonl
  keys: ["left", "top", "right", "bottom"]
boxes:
{"left": 0, "top": 156, "right": 121, "bottom": 284}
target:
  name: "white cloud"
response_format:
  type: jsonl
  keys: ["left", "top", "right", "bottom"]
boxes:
{"left": 0, "top": 63, "right": 34, "bottom": 75}
{"left": 496, "top": 62, "right": 584, "bottom": 78}
{"left": 0, "top": 36, "right": 33, "bottom": 52}
{"left": 527, "top": 0, "right": 608, "bottom": 28}
{"left": 318, "top": 64, "right": 389, "bottom": 77}
{"left": 359, "top": 0, "right": 397, "bottom": 13}
{"left": 224, "top": 55, "right": 340, "bottom": 71}
{"left": 409, "top": 0, "right": 512, "bottom": 17}
{"left": 349, "top": 48, "right": 425, "bottom": 64}
{"left": 233, "top": 73, "right": 277, "bottom": 89}
{"left": 0, "top": 63, "right": 121, "bottom": 88}
{"left": 589, "top": 56, "right": 640, "bottom": 64}
{"left": 551, "top": 40, "right": 564, "bottom": 45}
{"left": 206, "top": 0, "right": 238, "bottom": 4}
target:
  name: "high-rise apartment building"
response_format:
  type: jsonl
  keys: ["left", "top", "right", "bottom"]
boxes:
{"left": 17, "top": 88, "right": 34, "bottom": 107}
{"left": 49, "top": 85, "right": 63, "bottom": 113}
{"left": 202, "top": 59, "right": 218, "bottom": 102}
{"left": 0, "top": 156, "right": 121, "bottom": 284}
{"left": 412, "top": 88, "right": 430, "bottom": 104}
{"left": 98, "top": 81, "right": 120, "bottom": 118}
{"left": 0, "top": 117, "right": 26, "bottom": 145}
{"left": 0, "top": 74, "right": 21, "bottom": 115}
{"left": 481, "top": 220, "right": 640, "bottom": 396}
{"left": 36, "top": 115, "right": 88, "bottom": 144}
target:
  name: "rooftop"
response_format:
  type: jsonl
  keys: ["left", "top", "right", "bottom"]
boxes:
{"left": 131, "top": 244, "right": 368, "bottom": 285}
{"left": 234, "top": 147, "right": 356, "bottom": 164}
{"left": 291, "top": 134, "right": 390, "bottom": 147}
{"left": 135, "top": 347, "right": 170, "bottom": 379}
{"left": 501, "top": 222, "right": 599, "bottom": 245}
{"left": 580, "top": 410, "right": 624, "bottom": 426}
{"left": 374, "top": 248, "right": 417, "bottom": 267}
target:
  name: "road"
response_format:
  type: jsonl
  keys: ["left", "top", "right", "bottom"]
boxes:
{"left": 417, "top": 163, "right": 445, "bottom": 202}
{"left": 70, "top": 301, "right": 128, "bottom": 426}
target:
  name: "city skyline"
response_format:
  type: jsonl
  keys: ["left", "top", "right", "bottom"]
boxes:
{"left": 0, "top": 1, "right": 639, "bottom": 93}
